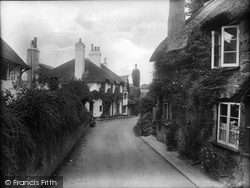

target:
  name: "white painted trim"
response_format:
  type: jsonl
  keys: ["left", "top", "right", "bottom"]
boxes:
{"left": 221, "top": 25, "right": 239, "bottom": 68}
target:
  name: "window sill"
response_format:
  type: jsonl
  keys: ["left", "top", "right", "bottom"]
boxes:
{"left": 210, "top": 141, "right": 240, "bottom": 153}
{"left": 220, "top": 67, "right": 240, "bottom": 72}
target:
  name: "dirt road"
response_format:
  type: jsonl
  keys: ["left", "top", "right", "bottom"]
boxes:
{"left": 53, "top": 117, "right": 197, "bottom": 188}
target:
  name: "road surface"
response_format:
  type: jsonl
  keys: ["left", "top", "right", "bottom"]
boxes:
{"left": 53, "top": 117, "right": 197, "bottom": 188}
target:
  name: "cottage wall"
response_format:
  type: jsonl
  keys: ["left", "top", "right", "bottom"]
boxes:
{"left": 220, "top": 18, "right": 250, "bottom": 99}
{"left": 88, "top": 82, "right": 101, "bottom": 92}
{"left": 1, "top": 66, "right": 22, "bottom": 91}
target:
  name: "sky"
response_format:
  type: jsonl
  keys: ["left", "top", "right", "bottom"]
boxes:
{"left": 1, "top": 0, "right": 169, "bottom": 85}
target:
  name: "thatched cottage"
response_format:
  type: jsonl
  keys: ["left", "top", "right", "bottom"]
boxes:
{"left": 48, "top": 39, "right": 128, "bottom": 117}
{"left": 150, "top": 0, "right": 249, "bottom": 186}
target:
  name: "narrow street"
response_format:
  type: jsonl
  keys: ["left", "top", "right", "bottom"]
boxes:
{"left": 53, "top": 117, "right": 197, "bottom": 188}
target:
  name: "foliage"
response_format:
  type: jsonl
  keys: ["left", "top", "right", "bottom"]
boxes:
{"left": 150, "top": 28, "right": 234, "bottom": 160}
{"left": 89, "top": 86, "right": 123, "bottom": 117}
{"left": 61, "top": 79, "right": 90, "bottom": 104}
{"left": 135, "top": 113, "right": 153, "bottom": 136}
{"left": 199, "top": 146, "right": 241, "bottom": 182}
{"left": 165, "top": 122, "right": 178, "bottom": 151}
{"left": 132, "top": 68, "right": 140, "bottom": 87}
{"left": 0, "top": 80, "right": 90, "bottom": 176}
{"left": 139, "top": 96, "right": 155, "bottom": 116}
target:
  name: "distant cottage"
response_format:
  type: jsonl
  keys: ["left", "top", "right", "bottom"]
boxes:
{"left": 47, "top": 38, "right": 129, "bottom": 117}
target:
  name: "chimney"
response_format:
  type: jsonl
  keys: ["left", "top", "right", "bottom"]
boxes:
{"left": 89, "top": 44, "right": 102, "bottom": 67}
{"left": 103, "top": 57, "right": 108, "bottom": 67}
{"left": 75, "top": 38, "right": 86, "bottom": 79}
{"left": 167, "top": 0, "right": 185, "bottom": 45}
{"left": 26, "top": 37, "right": 40, "bottom": 82}
{"left": 91, "top": 44, "right": 94, "bottom": 51}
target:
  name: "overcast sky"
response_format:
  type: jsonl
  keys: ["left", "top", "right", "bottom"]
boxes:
{"left": 1, "top": 1, "right": 169, "bottom": 85}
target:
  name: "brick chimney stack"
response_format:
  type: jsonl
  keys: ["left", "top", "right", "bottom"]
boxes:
{"left": 167, "top": 0, "right": 185, "bottom": 45}
{"left": 75, "top": 38, "right": 86, "bottom": 79}
{"left": 26, "top": 37, "right": 40, "bottom": 81}
{"left": 89, "top": 44, "right": 102, "bottom": 67}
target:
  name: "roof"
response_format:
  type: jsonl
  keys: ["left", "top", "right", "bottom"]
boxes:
{"left": 47, "top": 58, "right": 124, "bottom": 85}
{"left": 150, "top": 0, "right": 250, "bottom": 62}
{"left": 39, "top": 63, "right": 54, "bottom": 70}
{"left": 0, "top": 38, "right": 30, "bottom": 69}
{"left": 231, "top": 75, "right": 250, "bottom": 102}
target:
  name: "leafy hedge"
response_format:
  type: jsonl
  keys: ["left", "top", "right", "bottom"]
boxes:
{"left": 0, "top": 79, "right": 90, "bottom": 176}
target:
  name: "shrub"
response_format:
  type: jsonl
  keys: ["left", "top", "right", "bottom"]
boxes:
{"left": 136, "top": 113, "right": 153, "bottom": 136}
{"left": 165, "top": 122, "right": 178, "bottom": 151}
{"left": 0, "top": 79, "right": 90, "bottom": 176}
{"left": 199, "top": 147, "right": 239, "bottom": 181}
{"left": 139, "top": 96, "right": 155, "bottom": 116}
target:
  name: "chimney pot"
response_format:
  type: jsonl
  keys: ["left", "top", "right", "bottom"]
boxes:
{"left": 79, "top": 38, "right": 82, "bottom": 42}
{"left": 91, "top": 44, "right": 94, "bottom": 51}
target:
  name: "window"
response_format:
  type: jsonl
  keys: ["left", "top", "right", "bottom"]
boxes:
{"left": 217, "top": 102, "right": 240, "bottom": 149}
{"left": 99, "top": 105, "right": 103, "bottom": 112}
{"left": 163, "top": 102, "right": 170, "bottom": 120}
{"left": 124, "top": 93, "right": 127, "bottom": 99}
{"left": 211, "top": 25, "right": 239, "bottom": 69}
{"left": 122, "top": 106, "right": 127, "bottom": 113}
{"left": 7, "top": 64, "right": 15, "bottom": 80}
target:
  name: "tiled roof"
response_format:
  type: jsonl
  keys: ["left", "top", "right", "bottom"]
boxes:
{"left": 150, "top": 0, "right": 250, "bottom": 62}
{"left": 47, "top": 58, "right": 124, "bottom": 85}
{"left": 0, "top": 38, "right": 30, "bottom": 68}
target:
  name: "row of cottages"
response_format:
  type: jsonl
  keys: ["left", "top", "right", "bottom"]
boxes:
{"left": 0, "top": 37, "right": 53, "bottom": 92}
{"left": 47, "top": 39, "right": 129, "bottom": 117}
{"left": 150, "top": 0, "right": 249, "bottom": 186}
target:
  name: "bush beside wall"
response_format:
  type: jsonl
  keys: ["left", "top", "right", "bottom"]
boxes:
{"left": 0, "top": 79, "right": 90, "bottom": 177}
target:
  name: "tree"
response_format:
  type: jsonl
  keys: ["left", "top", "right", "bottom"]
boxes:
{"left": 132, "top": 64, "right": 140, "bottom": 87}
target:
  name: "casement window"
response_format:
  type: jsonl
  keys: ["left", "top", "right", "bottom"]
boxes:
{"left": 211, "top": 25, "right": 239, "bottom": 69}
{"left": 99, "top": 105, "right": 103, "bottom": 112}
{"left": 217, "top": 102, "right": 240, "bottom": 149}
{"left": 163, "top": 102, "right": 171, "bottom": 120}
{"left": 7, "top": 64, "right": 15, "bottom": 80}
{"left": 124, "top": 93, "right": 127, "bottom": 99}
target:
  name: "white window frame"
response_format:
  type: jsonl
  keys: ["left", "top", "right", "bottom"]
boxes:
{"left": 7, "top": 63, "right": 15, "bottom": 80}
{"left": 211, "top": 31, "right": 221, "bottom": 69}
{"left": 217, "top": 102, "right": 240, "bottom": 149}
{"left": 211, "top": 25, "right": 239, "bottom": 69}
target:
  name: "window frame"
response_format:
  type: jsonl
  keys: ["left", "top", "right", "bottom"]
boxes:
{"left": 211, "top": 25, "right": 239, "bottom": 69}
{"left": 7, "top": 63, "right": 16, "bottom": 80}
{"left": 217, "top": 102, "right": 241, "bottom": 149}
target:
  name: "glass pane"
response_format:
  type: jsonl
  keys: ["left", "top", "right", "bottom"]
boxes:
{"left": 219, "top": 116, "right": 227, "bottom": 128}
{"left": 215, "top": 34, "right": 219, "bottom": 44}
{"left": 219, "top": 129, "right": 226, "bottom": 142}
{"left": 215, "top": 45, "right": 220, "bottom": 56}
{"left": 230, "top": 118, "right": 238, "bottom": 131}
{"left": 224, "top": 52, "right": 236, "bottom": 64}
{"left": 224, "top": 27, "right": 237, "bottom": 39}
{"left": 220, "top": 104, "right": 227, "bottom": 116}
{"left": 214, "top": 56, "right": 220, "bottom": 67}
{"left": 224, "top": 40, "right": 237, "bottom": 51}
{"left": 231, "top": 104, "right": 239, "bottom": 118}
{"left": 229, "top": 131, "right": 238, "bottom": 145}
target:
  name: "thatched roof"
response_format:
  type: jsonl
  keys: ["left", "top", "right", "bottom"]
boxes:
{"left": 47, "top": 58, "right": 124, "bottom": 85}
{"left": 0, "top": 38, "right": 30, "bottom": 69}
{"left": 150, "top": 0, "right": 250, "bottom": 62}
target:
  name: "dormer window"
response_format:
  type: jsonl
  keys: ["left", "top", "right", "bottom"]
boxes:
{"left": 211, "top": 25, "right": 239, "bottom": 69}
